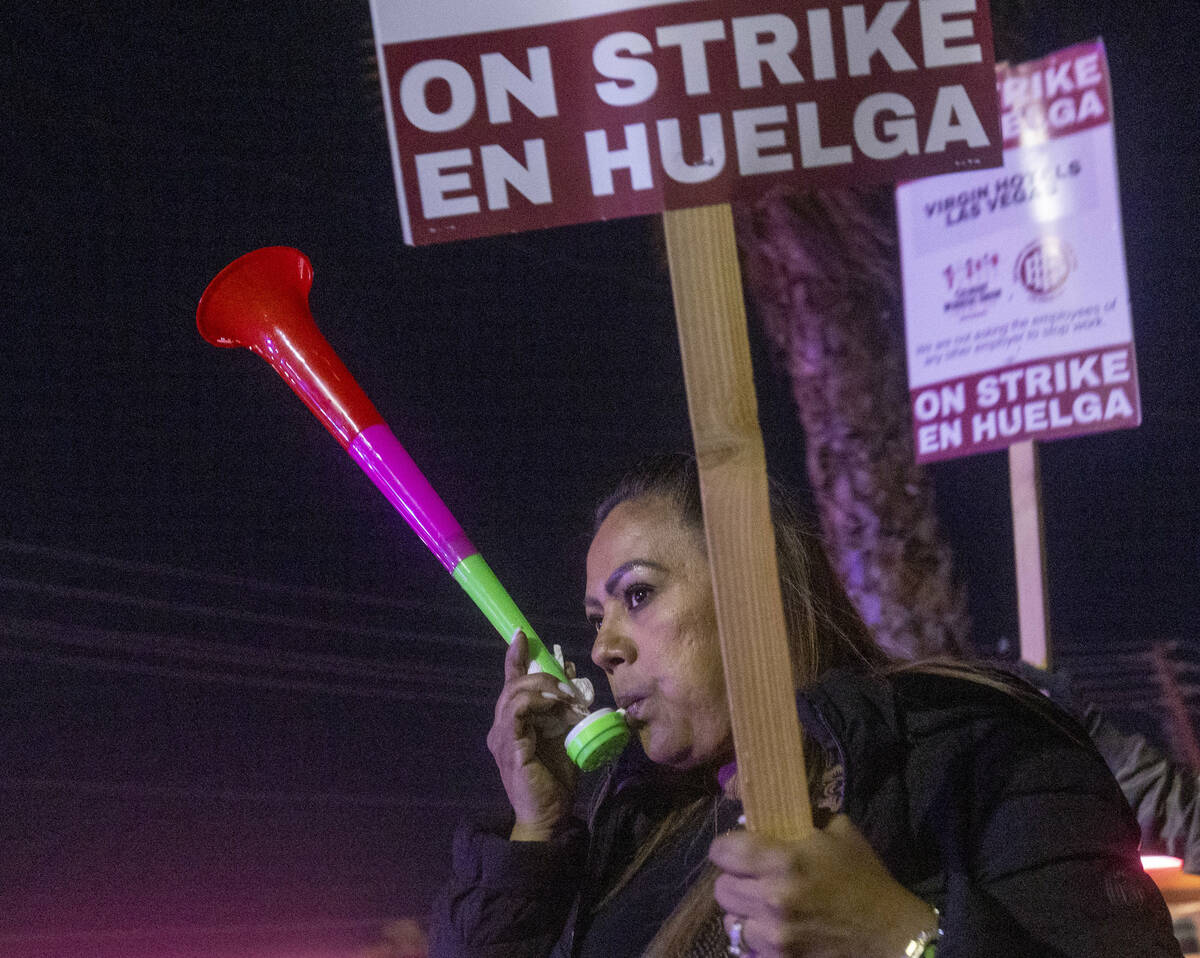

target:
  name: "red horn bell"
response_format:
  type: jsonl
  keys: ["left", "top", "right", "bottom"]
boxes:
{"left": 196, "top": 246, "right": 383, "bottom": 448}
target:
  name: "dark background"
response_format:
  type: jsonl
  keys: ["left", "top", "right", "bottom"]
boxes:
{"left": 2, "top": 2, "right": 1197, "bottom": 956}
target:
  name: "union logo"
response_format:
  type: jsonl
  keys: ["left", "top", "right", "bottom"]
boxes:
{"left": 1014, "top": 237, "right": 1076, "bottom": 299}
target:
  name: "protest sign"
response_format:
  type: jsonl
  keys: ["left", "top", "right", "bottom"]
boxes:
{"left": 370, "top": 0, "right": 1002, "bottom": 244}
{"left": 896, "top": 39, "right": 1139, "bottom": 463}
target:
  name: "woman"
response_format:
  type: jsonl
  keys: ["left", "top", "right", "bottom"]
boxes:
{"left": 430, "top": 454, "right": 1180, "bottom": 957}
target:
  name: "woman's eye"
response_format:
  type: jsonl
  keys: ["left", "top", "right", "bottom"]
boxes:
{"left": 587, "top": 614, "right": 603, "bottom": 633}
{"left": 625, "top": 584, "right": 651, "bottom": 609}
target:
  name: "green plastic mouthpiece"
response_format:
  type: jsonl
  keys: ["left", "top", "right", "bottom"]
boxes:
{"left": 565, "top": 708, "right": 631, "bottom": 771}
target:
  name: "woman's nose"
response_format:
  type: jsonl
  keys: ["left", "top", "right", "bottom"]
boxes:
{"left": 590, "top": 619, "right": 632, "bottom": 674}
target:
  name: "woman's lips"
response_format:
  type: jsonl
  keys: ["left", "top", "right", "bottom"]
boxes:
{"left": 619, "top": 695, "right": 647, "bottom": 722}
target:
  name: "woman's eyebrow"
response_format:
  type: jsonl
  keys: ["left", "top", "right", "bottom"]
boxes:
{"left": 604, "top": 560, "right": 666, "bottom": 597}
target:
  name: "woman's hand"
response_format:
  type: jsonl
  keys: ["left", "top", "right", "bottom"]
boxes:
{"left": 709, "top": 815, "right": 939, "bottom": 958}
{"left": 487, "top": 631, "right": 584, "bottom": 842}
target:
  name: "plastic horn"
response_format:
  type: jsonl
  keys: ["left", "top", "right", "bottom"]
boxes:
{"left": 196, "top": 247, "right": 629, "bottom": 771}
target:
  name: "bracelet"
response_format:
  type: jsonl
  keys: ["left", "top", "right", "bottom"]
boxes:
{"left": 903, "top": 905, "right": 942, "bottom": 958}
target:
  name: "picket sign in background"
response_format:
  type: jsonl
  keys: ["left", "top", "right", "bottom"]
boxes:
{"left": 897, "top": 40, "right": 1137, "bottom": 463}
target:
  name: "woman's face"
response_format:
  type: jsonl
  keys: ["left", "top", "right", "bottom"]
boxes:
{"left": 585, "top": 494, "right": 732, "bottom": 770}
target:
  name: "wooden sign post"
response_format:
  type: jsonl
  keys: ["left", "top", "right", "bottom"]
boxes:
{"left": 665, "top": 203, "right": 812, "bottom": 837}
{"left": 1009, "top": 440, "right": 1051, "bottom": 669}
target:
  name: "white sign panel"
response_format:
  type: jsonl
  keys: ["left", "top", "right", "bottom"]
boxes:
{"left": 896, "top": 39, "right": 1140, "bottom": 462}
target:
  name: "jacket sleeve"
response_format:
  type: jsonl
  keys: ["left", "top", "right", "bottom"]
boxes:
{"left": 902, "top": 679, "right": 1182, "bottom": 958}
{"left": 427, "top": 814, "right": 587, "bottom": 958}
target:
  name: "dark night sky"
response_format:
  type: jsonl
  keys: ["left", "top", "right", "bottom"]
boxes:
{"left": 2, "top": 2, "right": 1198, "bottom": 956}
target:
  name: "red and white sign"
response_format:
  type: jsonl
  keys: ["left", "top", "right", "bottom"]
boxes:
{"left": 896, "top": 39, "right": 1140, "bottom": 462}
{"left": 369, "top": 0, "right": 1002, "bottom": 245}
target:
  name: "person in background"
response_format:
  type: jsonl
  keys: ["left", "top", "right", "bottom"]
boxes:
{"left": 1010, "top": 660, "right": 1200, "bottom": 874}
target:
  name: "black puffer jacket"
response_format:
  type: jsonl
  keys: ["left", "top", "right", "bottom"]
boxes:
{"left": 1009, "top": 659, "right": 1200, "bottom": 872}
{"left": 430, "top": 668, "right": 1181, "bottom": 957}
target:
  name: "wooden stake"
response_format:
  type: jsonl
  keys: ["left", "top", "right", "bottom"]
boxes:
{"left": 662, "top": 203, "right": 812, "bottom": 841}
{"left": 1008, "top": 439, "right": 1051, "bottom": 668}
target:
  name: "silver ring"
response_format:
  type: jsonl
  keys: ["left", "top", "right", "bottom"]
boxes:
{"left": 727, "top": 917, "right": 748, "bottom": 957}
